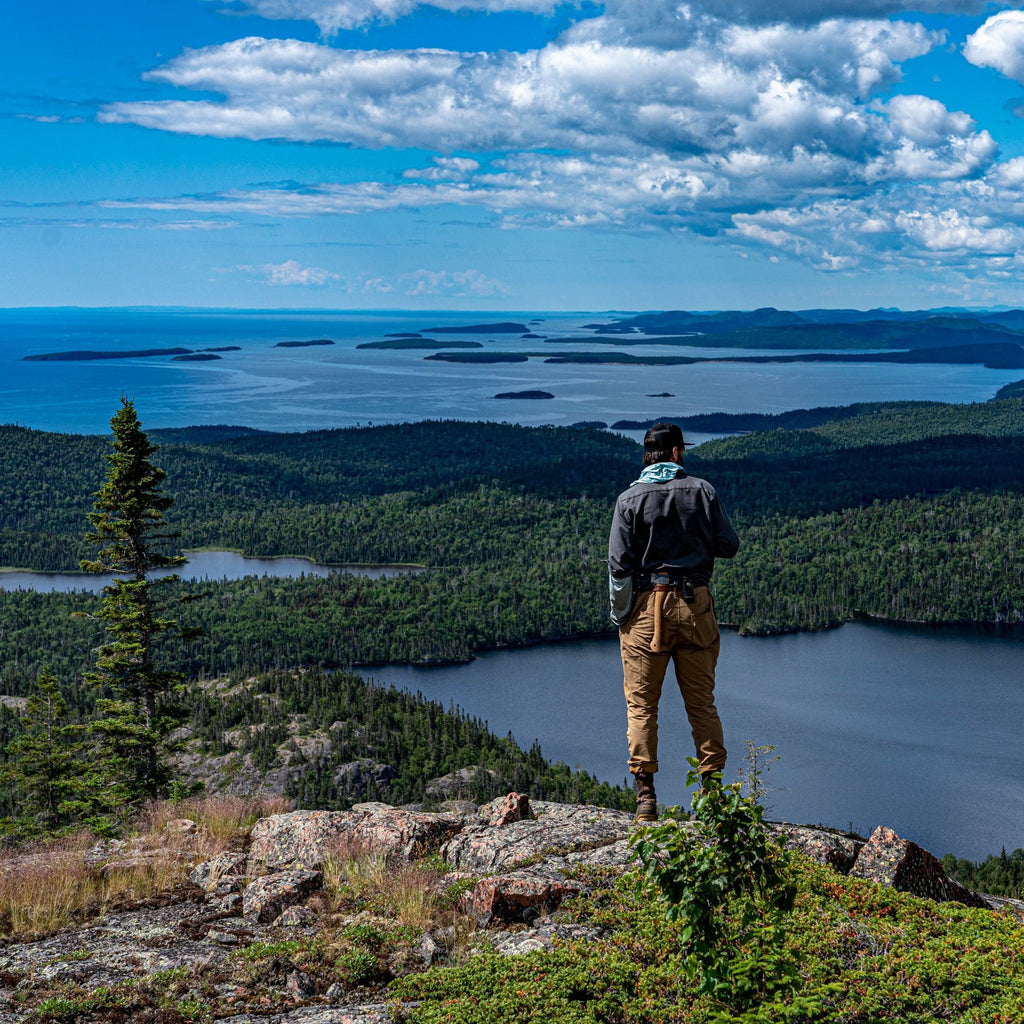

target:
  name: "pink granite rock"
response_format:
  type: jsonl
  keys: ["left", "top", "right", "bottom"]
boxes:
{"left": 242, "top": 869, "right": 323, "bottom": 922}
{"left": 442, "top": 803, "right": 633, "bottom": 872}
{"left": 481, "top": 792, "right": 534, "bottom": 826}
{"left": 770, "top": 824, "right": 864, "bottom": 874}
{"left": 463, "top": 872, "right": 583, "bottom": 925}
{"left": 189, "top": 851, "right": 248, "bottom": 892}
{"left": 248, "top": 806, "right": 465, "bottom": 872}
{"left": 849, "top": 826, "right": 987, "bottom": 908}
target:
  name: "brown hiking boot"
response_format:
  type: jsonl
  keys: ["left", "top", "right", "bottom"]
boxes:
{"left": 634, "top": 771, "right": 658, "bottom": 822}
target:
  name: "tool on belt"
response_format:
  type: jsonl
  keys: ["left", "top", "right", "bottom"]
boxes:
{"left": 648, "top": 577, "right": 694, "bottom": 653}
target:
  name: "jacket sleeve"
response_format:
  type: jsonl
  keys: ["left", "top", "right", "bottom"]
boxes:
{"left": 608, "top": 499, "right": 635, "bottom": 577}
{"left": 608, "top": 499, "right": 636, "bottom": 626}
{"left": 711, "top": 494, "right": 740, "bottom": 558}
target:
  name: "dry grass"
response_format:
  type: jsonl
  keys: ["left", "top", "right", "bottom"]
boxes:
{"left": 137, "top": 793, "right": 293, "bottom": 846}
{"left": 0, "top": 832, "right": 100, "bottom": 939}
{"left": 0, "top": 793, "right": 293, "bottom": 941}
{"left": 321, "top": 838, "right": 455, "bottom": 932}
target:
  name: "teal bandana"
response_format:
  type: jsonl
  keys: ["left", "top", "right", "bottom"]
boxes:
{"left": 632, "top": 462, "right": 682, "bottom": 486}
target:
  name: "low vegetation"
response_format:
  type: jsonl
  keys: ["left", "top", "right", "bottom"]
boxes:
{"left": 4, "top": 790, "right": 1024, "bottom": 1023}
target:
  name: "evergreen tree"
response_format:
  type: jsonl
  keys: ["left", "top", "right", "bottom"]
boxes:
{"left": 81, "top": 397, "right": 188, "bottom": 809}
{"left": 0, "top": 668, "right": 86, "bottom": 838}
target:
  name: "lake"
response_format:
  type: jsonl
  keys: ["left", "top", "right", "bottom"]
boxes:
{"left": 2, "top": 307, "right": 1021, "bottom": 435}
{"left": 0, "top": 550, "right": 420, "bottom": 593}
{"left": 367, "top": 623, "right": 1024, "bottom": 862}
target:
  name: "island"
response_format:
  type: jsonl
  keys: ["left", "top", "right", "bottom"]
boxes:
{"left": 201, "top": 346, "right": 241, "bottom": 352}
{"left": 273, "top": 339, "right": 335, "bottom": 348}
{"left": 173, "top": 353, "right": 222, "bottom": 362}
{"left": 423, "top": 322, "right": 528, "bottom": 334}
{"left": 24, "top": 347, "right": 193, "bottom": 361}
{"left": 493, "top": 390, "right": 554, "bottom": 400}
{"left": 647, "top": 392, "right": 675, "bottom": 397}
{"left": 357, "top": 339, "right": 483, "bottom": 350}
{"left": 424, "top": 352, "right": 529, "bottom": 363}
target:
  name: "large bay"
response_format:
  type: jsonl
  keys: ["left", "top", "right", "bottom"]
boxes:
{"left": 2, "top": 307, "right": 1021, "bottom": 434}
{"left": 368, "top": 624, "right": 1024, "bottom": 862}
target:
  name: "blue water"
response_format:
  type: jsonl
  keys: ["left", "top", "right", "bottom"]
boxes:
{"left": 0, "top": 550, "right": 421, "bottom": 592}
{"left": 369, "top": 624, "right": 1024, "bottom": 861}
{"left": 2, "top": 307, "right": 1021, "bottom": 434}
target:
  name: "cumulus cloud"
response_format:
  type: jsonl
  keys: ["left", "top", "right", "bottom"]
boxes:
{"left": 220, "top": 0, "right": 1023, "bottom": 34}
{"left": 399, "top": 268, "right": 510, "bottom": 295}
{"left": 100, "top": 20, "right": 944, "bottom": 171}
{"left": 965, "top": 10, "right": 1024, "bottom": 84}
{"left": 238, "top": 258, "right": 341, "bottom": 284}
{"left": 94, "top": 0, "right": 1024, "bottom": 279}
{"left": 730, "top": 167, "right": 1024, "bottom": 273}
{"left": 213, "top": 0, "right": 561, "bottom": 33}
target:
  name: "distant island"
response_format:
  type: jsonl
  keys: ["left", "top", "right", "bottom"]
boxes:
{"left": 544, "top": 342, "right": 1024, "bottom": 370}
{"left": 425, "top": 352, "right": 529, "bottom": 363}
{"left": 648, "top": 392, "right": 675, "bottom": 397}
{"left": 493, "top": 390, "right": 554, "bottom": 400}
{"left": 274, "top": 339, "right": 335, "bottom": 348}
{"left": 384, "top": 332, "right": 424, "bottom": 338}
{"left": 358, "top": 339, "right": 483, "bottom": 350}
{"left": 25, "top": 347, "right": 193, "bottom": 361}
{"left": 173, "top": 353, "right": 222, "bottom": 362}
{"left": 201, "top": 346, "right": 241, "bottom": 352}
{"left": 423, "top": 322, "right": 528, "bottom": 334}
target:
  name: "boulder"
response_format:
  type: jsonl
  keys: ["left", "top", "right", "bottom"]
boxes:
{"left": 248, "top": 807, "right": 465, "bottom": 872}
{"left": 189, "top": 851, "right": 248, "bottom": 892}
{"left": 492, "top": 922, "right": 604, "bottom": 956}
{"left": 770, "top": 824, "right": 864, "bottom": 874}
{"left": 849, "top": 826, "right": 988, "bottom": 908}
{"left": 480, "top": 792, "right": 534, "bottom": 826}
{"left": 242, "top": 870, "right": 322, "bottom": 923}
{"left": 463, "top": 872, "right": 583, "bottom": 925}
{"left": 441, "top": 802, "right": 633, "bottom": 872}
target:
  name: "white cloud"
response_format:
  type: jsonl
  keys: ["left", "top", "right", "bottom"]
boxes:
{"left": 94, "top": 0, "right": 1024, "bottom": 281}
{"left": 399, "top": 268, "right": 510, "bottom": 295}
{"left": 212, "top": 0, "right": 561, "bottom": 34}
{"left": 221, "top": 0, "right": 1023, "bottom": 34}
{"left": 964, "top": 10, "right": 1024, "bottom": 84}
{"left": 100, "top": 21, "right": 948, "bottom": 174}
{"left": 402, "top": 156, "right": 481, "bottom": 181}
{"left": 238, "top": 258, "right": 341, "bottom": 284}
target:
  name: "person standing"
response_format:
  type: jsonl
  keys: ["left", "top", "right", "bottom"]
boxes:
{"left": 608, "top": 422, "right": 740, "bottom": 821}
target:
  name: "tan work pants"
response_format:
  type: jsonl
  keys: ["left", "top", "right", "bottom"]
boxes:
{"left": 619, "top": 585, "right": 726, "bottom": 777}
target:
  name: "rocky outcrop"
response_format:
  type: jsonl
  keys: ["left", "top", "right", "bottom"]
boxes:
{"left": 242, "top": 869, "right": 323, "bottom": 922}
{"left": 770, "top": 823, "right": 864, "bottom": 874}
{"left": 425, "top": 765, "right": 506, "bottom": 800}
{"left": 463, "top": 871, "right": 583, "bottom": 925}
{"left": 0, "top": 795, "right": 1011, "bottom": 1024}
{"left": 441, "top": 801, "right": 634, "bottom": 872}
{"left": 849, "top": 826, "right": 989, "bottom": 908}
{"left": 333, "top": 761, "right": 398, "bottom": 801}
{"left": 248, "top": 804, "right": 467, "bottom": 872}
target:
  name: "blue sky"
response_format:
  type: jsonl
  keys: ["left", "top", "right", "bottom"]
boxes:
{"left": 7, "top": 1, "right": 1024, "bottom": 310}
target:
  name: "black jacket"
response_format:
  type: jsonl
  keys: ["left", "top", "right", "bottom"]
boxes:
{"left": 608, "top": 468, "right": 739, "bottom": 589}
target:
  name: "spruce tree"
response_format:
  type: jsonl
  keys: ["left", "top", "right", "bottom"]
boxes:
{"left": 82, "top": 397, "right": 188, "bottom": 809}
{"left": 0, "top": 668, "right": 86, "bottom": 838}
